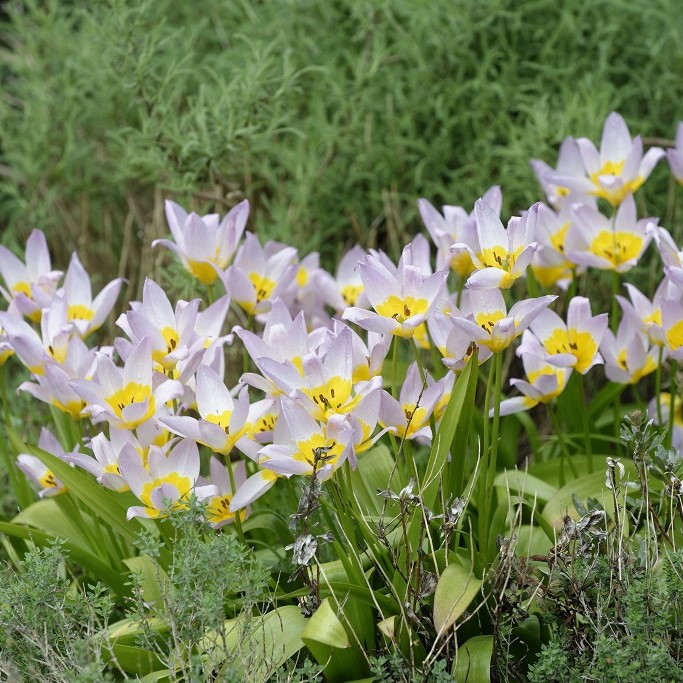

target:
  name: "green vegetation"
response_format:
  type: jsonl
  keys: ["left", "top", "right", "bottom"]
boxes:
{"left": 2, "top": 0, "right": 683, "bottom": 294}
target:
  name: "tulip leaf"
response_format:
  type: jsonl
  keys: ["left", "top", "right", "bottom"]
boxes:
{"left": 0, "top": 520, "right": 129, "bottom": 596}
{"left": 124, "top": 555, "right": 167, "bottom": 611}
{"left": 104, "top": 643, "right": 165, "bottom": 675}
{"left": 454, "top": 635, "right": 493, "bottom": 682}
{"left": 433, "top": 562, "right": 481, "bottom": 636}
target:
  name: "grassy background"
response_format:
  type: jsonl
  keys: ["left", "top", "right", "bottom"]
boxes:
{"left": 1, "top": 0, "right": 682, "bottom": 295}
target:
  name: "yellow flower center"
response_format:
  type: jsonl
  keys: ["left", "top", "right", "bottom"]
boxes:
{"left": 38, "top": 469, "right": 65, "bottom": 493}
{"left": 527, "top": 366, "right": 567, "bottom": 402}
{"left": 589, "top": 231, "right": 644, "bottom": 269}
{"left": 341, "top": 284, "right": 364, "bottom": 307}
{"left": 67, "top": 304, "right": 95, "bottom": 322}
{"left": 478, "top": 246, "right": 524, "bottom": 287}
{"left": 666, "top": 320, "right": 683, "bottom": 351}
{"left": 11, "top": 281, "right": 31, "bottom": 298}
{"left": 187, "top": 259, "right": 219, "bottom": 285}
{"left": 296, "top": 266, "right": 309, "bottom": 288}
{"left": 303, "top": 376, "right": 354, "bottom": 419}
{"left": 550, "top": 223, "right": 570, "bottom": 254}
{"left": 206, "top": 494, "right": 246, "bottom": 526}
{"left": 139, "top": 473, "right": 193, "bottom": 517}
{"left": 292, "top": 433, "right": 345, "bottom": 473}
{"left": 449, "top": 251, "right": 475, "bottom": 278}
{"left": 589, "top": 161, "right": 644, "bottom": 205}
{"left": 544, "top": 328, "right": 597, "bottom": 374}
{"left": 532, "top": 264, "right": 572, "bottom": 289}
{"left": 106, "top": 382, "right": 155, "bottom": 428}
{"left": 375, "top": 295, "right": 429, "bottom": 337}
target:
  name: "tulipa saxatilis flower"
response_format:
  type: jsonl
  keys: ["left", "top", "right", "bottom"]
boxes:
{"left": 418, "top": 186, "right": 502, "bottom": 276}
{"left": 62, "top": 253, "right": 123, "bottom": 338}
{"left": 566, "top": 194, "right": 655, "bottom": 273}
{"left": 202, "top": 457, "right": 247, "bottom": 529}
{"left": 518, "top": 297, "right": 608, "bottom": 374}
{"left": 342, "top": 243, "right": 447, "bottom": 339}
{"left": 119, "top": 439, "right": 216, "bottom": 520}
{"left": 496, "top": 354, "right": 572, "bottom": 416}
{"left": 223, "top": 233, "right": 297, "bottom": 315}
{"left": 661, "top": 295, "right": 683, "bottom": 361}
{"left": 548, "top": 112, "right": 664, "bottom": 206}
{"left": 450, "top": 288, "right": 557, "bottom": 354}
{"left": 153, "top": 199, "right": 249, "bottom": 285}
{"left": 531, "top": 203, "right": 578, "bottom": 290}
{"left": 615, "top": 281, "right": 668, "bottom": 347}
{"left": 0, "top": 229, "right": 62, "bottom": 321}
{"left": 116, "top": 278, "right": 200, "bottom": 372}
{"left": 379, "top": 362, "right": 444, "bottom": 441}
{"left": 64, "top": 431, "right": 130, "bottom": 492}
{"left": 158, "top": 365, "right": 265, "bottom": 460}
{"left": 650, "top": 225, "right": 683, "bottom": 290}
{"left": 531, "top": 137, "right": 595, "bottom": 209}
{"left": 428, "top": 308, "right": 491, "bottom": 370}
{"left": 258, "top": 396, "right": 356, "bottom": 479}
{"left": 451, "top": 199, "right": 538, "bottom": 290}
{"left": 0, "top": 292, "right": 95, "bottom": 377}
{"left": 600, "top": 317, "right": 659, "bottom": 384}
{"left": 667, "top": 123, "right": 683, "bottom": 185}
{"left": 17, "top": 428, "right": 73, "bottom": 497}
{"left": 318, "top": 245, "right": 370, "bottom": 311}
{"left": 19, "top": 363, "right": 87, "bottom": 420}
{"left": 70, "top": 337, "right": 183, "bottom": 431}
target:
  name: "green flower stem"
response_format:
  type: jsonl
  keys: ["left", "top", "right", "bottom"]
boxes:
{"left": 667, "top": 360, "right": 678, "bottom": 450}
{"left": 478, "top": 352, "right": 501, "bottom": 568}
{"left": 550, "top": 404, "right": 579, "bottom": 484}
{"left": 456, "top": 276, "right": 464, "bottom": 309}
{"left": 656, "top": 346, "right": 664, "bottom": 426}
{"left": 410, "top": 338, "right": 426, "bottom": 385}
{"left": 576, "top": 374, "right": 593, "bottom": 473}
{"left": 391, "top": 334, "right": 400, "bottom": 399}
{"left": 0, "top": 365, "right": 32, "bottom": 509}
{"left": 224, "top": 457, "right": 245, "bottom": 543}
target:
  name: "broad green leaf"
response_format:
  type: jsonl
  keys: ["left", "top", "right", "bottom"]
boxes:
{"left": 349, "top": 444, "right": 399, "bottom": 515}
{"left": 409, "top": 354, "right": 478, "bottom": 544}
{"left": 8, "top": 429, "right": 141, "bottom": 545}
{"left": 15, "top": 498, "right": 91, "bottom": 550}
{"left": 433, "top": 562, "right": 481, "bottom": 636}
{"left": 124, "top": 555, "right": 167, "bottom": 611}
{"left": 139, "top": 671, "right": 173, "bottom": 683}
{"left": 107, "top": 616, "right": 169, "bottom": 646}
{"left": 542, "top": 461, "right": 636, "bottom": 528}
{"left": 494, "top": 469, "right": 558, "bottom": 505}
{"left": 454, "top": 635, "right": 493, "bottom": 682}
{"left": 514, "top": 524, "right": 554, "bottom": 557}
{"left": 302, "top": 598, "right": 368, "bottom": 682}
{"left": 104, "top": 643, "right": 165, "bottom": 676}
{"left": 0, "top": 520, "right": 129, "bottom": 595}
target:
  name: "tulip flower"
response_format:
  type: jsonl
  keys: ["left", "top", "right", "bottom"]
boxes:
{"left": 451, "top": 199, "right": 538, "bottom": 290}
{"left": 203, "top": 458, "right": 247, "bottom": 529}
{"left": 17, "top": 428, "right": 73, "bottom": 497}
{"left": 548, "top": 112, "right": 664, "bottom": 206}
{"left": 600, "top": 318, "right": 659, "bottom": 384}
{"left": 153, "top": 199, "right": 249, "bottom": 285}
{"left": 342, "top": 243, "right": 447, "bottom": 339}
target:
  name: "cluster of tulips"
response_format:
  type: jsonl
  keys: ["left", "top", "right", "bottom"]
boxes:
{"left": 1, "top": 111, "right": 683, "bottom": 528}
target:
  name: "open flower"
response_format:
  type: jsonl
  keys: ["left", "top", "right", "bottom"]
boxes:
{"left": 318, "top": 245, "right": 370, "bottom": 311}
{"left": 223, "top": 233, "right": 297, "bottom": 315}
{"left": 70, "top": 337, "right": 183, "bottom": 431}
{"left": 258, "top": 396, "right": 355, "bottom": 479}
{"left": 451, "top": 199, "right": 538, "bottom": 290}
{"left": 566, "top": 194, "right": 655, "bottom": 272}
{"left": 342, "top": 243, "right": 447, "bottom": 339}
{"left": 531, "top": 203, "right": 579, "bottom": 290}
{"left": 64, "top": 431, "right": 130, "bottom": 492}
{"left": 548, "top": 112, "right": 664, "bottom": 206}
{"left": 119, "top": 439, "right": 216, "bottom": 520}
{"left": 496, "top": 354, "right": 572, "bottom": 416}
{"left": 600, "top": 317, "right": 659, "bottom": 384}
{"left": 531, "top": 137, "right": 594, "bottom": 209}
{"left": 615, "top": 281, "right": 668, "bottom": 347}
{"left": 202, "top": 458, "right": 247, "bottom": 529}
{"left": 158, "top": 366, "right": 265, "bottom": 460}
{"left": 0, "top": 229, "right": 62, "bottom": 321}
{"left": 450, "top": 289, "right": 557, "bottom": 354}
{"left": 661, "top": 296, "right": 683, "bottom": 361}
{"left": 154, "top": 199, "right": 249, "bottom": 285}
{"left": 17, "top": 428, "right": 73, "bottom": 497}
{"left": 62, "top": 253, "right": 123, "bottom": 338}
{"left": 419, "top": 186, "right": 502, "bottom": 276}
{"left": 379, "top": 362, "right": 444, "bottom": 441}
{"left": 519, "top": 296, "right": 608, "bottom": 374}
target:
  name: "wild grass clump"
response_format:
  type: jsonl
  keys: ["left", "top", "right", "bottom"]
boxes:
{"left": 2, "top": 0, "right": 683, "bottom": 293}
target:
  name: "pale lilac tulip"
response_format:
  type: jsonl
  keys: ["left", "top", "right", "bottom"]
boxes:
{"left": 566, "top": 194, "right": 655, "bottom": 272}
{"left": 0, "top": 229, "right": 62, "bottom": 320}
{"left": 451, "top": 199, "right": 538, "bottom": 290}
{"left": 342, "top": 243, "right": 447, "bottom": 339}
{"left": 548, "top": 112, "right": 664, "bottom": 206}
{"left": 153, "top": 199, "right": 249, "bottom": 285}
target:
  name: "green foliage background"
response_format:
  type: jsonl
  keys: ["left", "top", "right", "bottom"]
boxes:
{"left": 1, "top": 0, "right": 683, "bottom": 295}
